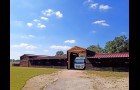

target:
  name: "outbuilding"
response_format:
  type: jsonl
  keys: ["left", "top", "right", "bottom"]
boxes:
{"left": 20, "top": 46, "right": 129, "bottom": 71}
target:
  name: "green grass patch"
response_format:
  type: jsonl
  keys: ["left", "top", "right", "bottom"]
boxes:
{"left": 86, "top": 70, "right": 129, "bottom": 77}
{"left": 10, "top": 67, "right": 60, "bottom": 90}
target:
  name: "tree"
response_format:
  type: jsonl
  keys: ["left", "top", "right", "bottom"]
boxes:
{"left": 63, "top": 54, "right": 67, "bottom": 56}
{"left": 104, "top": 35, "right": 129, "bottom": 53}
{"left": 104, "top": 41, "right": 115, "bottom": 53}
{"left": 125, "top": 39, "right": 129, "bottom": 51}
{"left": 55, "top": 51, "right": 64, "bottom": 56}
{"left": 87, "top": 44, "right": 103, "bottom": 53}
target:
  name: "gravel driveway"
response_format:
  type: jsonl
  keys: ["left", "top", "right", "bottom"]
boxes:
{"left": 43, "top": 70, "right": 94, "bottom": 90}
{"left": 22, "top": 69, "right": 129, "bottom": 90}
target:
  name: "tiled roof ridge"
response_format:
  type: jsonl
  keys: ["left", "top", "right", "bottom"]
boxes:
{"left": 96, "top": 52, "right": 129, "bottom": 55}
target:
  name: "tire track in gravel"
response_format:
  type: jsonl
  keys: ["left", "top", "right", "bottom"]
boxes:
{"left": 43, "top": 70, "right": 94, "bottom": 90}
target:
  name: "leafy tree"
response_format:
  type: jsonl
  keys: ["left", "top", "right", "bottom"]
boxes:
{"left": 87, "top": 44, "right": 103, "bottom": 53}
{"left": 55, "top": 51, "right": 64, "bottom": 56}
{"left": 125, "top": 39, "right": 129, "bottom": 51}
{"left": 63, "top": 54, "right": 67, "bottom": 56}
{"left": 104, "top": 35, "right": 129, "bottom": 53}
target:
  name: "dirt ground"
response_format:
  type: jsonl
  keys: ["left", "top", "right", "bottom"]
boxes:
{"left": 21, "top": 69, "right": 129, "bottom": 90}
{"left": 21, "top": 71, "right": 59, "bottom": 90}
{"left": 88, "top": 74, "right": 129, "bottom": 90}
{"left": 43, "top": 70, "right": 93, "bottom": 90}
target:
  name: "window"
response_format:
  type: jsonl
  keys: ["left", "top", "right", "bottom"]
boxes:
{"left": 75, "top": 59, "right": 84, "bottom": 63}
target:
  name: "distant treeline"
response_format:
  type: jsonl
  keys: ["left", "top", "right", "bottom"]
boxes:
{"left": 11, "top": 35, "right": 129, "bottom": 60}
{"left": 10, "top": 59, "right": 20, "bottom": 63}
{"left": 86, "top": 35, "right": 129, "bottom": 53}
{"left": 55, "top": 35, "right": 129, "bottom": 55}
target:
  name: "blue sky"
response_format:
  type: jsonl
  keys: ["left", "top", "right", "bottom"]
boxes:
{"left": 10, "top": 0, "right": 129, "bottom": 59}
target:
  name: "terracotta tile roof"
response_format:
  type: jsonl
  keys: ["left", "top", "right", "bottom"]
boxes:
{"left": 87, "top": 52, "right": 129, "bottom": 58}
{"left": 22, "top": 52, "right": 129, "bottom": 60}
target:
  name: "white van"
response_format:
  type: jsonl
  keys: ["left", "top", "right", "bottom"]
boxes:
{"left": 74, "top": 57, "right": 86, "bottom": 70}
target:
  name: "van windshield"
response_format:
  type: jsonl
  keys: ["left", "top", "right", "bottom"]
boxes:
{"left": 75, "top": 59, "right": 84, "bottom": 63}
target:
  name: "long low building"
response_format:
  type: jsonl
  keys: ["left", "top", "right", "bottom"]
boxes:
{"left": 20, "top": 54, "right": 67, "bottom": 68}
{"left": 20, "top": 46, "right": 129, "bottom": 71}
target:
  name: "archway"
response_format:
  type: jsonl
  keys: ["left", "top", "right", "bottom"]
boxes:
{"left": 70, "top": 53, "right": 78, "bottom": 69}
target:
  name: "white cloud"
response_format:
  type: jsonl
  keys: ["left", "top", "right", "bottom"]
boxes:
{"left": 15, "top": 20, "right": 24, "bottom": 26}
{"left": 10, "top": 51, "right": 22, "bottom": 59}
{"left": 42, "top": 9, "right": 54, "bottom": 16}
{"left": 21, "top": 36, "right": 28, "bottom": 39}
{"left": 28, "top": 35, "right": 35, "bottom": 38}
{"left": 101, "top": 23, "right": 110, "bottom": 26}
{"left": 93, "top": 20, "right": 110, "bottom": 26}
{"left": 21, "top": 35, "right": 35, "bottom": 38}
{"left": 90, "top": 3, "right": 98, "bottom": 9}
{"left": 87, "top": 0, "right": 93, "bottom": 3}
{"left": 83, "top": 0, "right": 93, "bottom": 4}
{"left": 26, "top": 45, "right": 37, "bottom": 49}
{"left": 84, "top": 0, "right": 112, "bottom": 11}
{"left": 27, "top": 23, "right": 33, "bottom": 27}
{"left": 11, "top": 43, "right": 38, "bottom": 49}
{"left": 91, "top": 30, "right": 97, "bottom": 34}
{"left": 37, "top": 23, "right": 46, "bottom": 28}
{"left": 12, "top": 43, "right": 28, "bottom": 47}
{"left": 25, "top": 51, "right": 34, "bottom": 53}
{"left": 33, "top": 19, "right": 40, "bottom": 22}
{"left": 94, "top": 20, "right": 105, "bottom": 24}
{"left": 42, "top": 9, "right": 63, "bottom": 18}
{"left": 99, "top": 5, "right": 111, "bottom": 10}
{"left": 55, "top": 11, "right": 63, "bottom": 18}
{"left": 50, "top": 45, "right": 71, "bottom": 50}
{"left": 64, "top": 40, "right": 76, "bottom": 44}
{"left": 44, "top": 50, "right": 49, "bottom": 52}
{"left": 40, "top": 17, "right": 48, "bottom": 21}
{"left": 121, "top": 32, "right": 126, "bottom": 35}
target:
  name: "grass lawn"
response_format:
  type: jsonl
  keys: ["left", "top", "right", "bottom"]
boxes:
{"left": 86, "top": 70, "right": 129, "bottom": 77}
{"left": 10, "top": 66, "right": 60, "bottom": 90}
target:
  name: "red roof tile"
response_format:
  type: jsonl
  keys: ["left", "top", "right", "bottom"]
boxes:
{"left": 87, "top": 52, "right": 129, "bottom": 58}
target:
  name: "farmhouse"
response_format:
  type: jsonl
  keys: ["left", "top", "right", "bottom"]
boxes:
{"left": 20, "top": 46, "right": 129, "bottom": 71}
